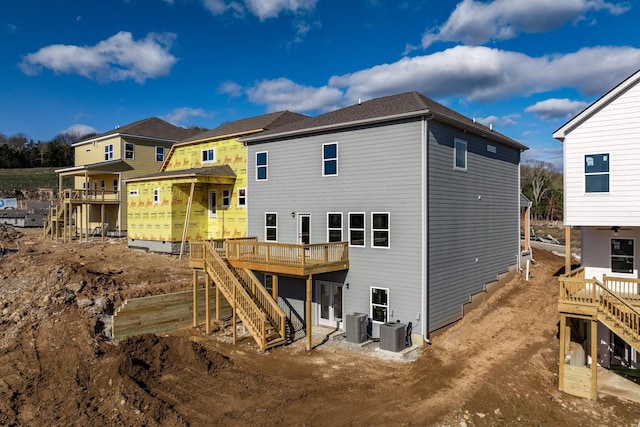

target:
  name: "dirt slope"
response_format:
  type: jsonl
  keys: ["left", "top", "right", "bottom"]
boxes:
{"left": 1, "top": 227, "right": 639, "bottom": 426}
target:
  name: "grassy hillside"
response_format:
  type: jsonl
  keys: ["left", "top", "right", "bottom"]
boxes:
{"left": 0, "top": 168, "right": 72, "bottom": 191}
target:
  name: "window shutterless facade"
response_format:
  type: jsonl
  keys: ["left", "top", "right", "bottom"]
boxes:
{"left": 222, "top": 189, "right": 231, "bottom": 207}
{"left": 327, "top": 212, "right": 343, "bottom": 242}
{"left": 125, "top": 142, "right": 134, "bottom": 160}
{"left": 105, "top": 144, "right": 114, "bottom": 161}
{"left": 323, "top": 142, "right": 338, "bottom": 176}
{"left": 209, "top": 190, "right": 217, "bottom": 218}
{"left": 454, "top": 138, "right": 467, "bottom": 170}
{"left": 202, "top": 148, "right": 215, "bottom": 163}
{"left": 611, "top": 238, "right": 634, "bottom": 274}
{"left": 371, "top": 212, "right": 390, "bottom": 248}
{"left": 265, "top": 213, "right": 277, "bottom": 241}
{"left": 585, "top": 153, "right": 609, "bottom": 193}
{"left": 349, "top": 212, "right": 365, "bottom": 247}
{"left": 256, "top": 152, "right": 268, "bottom": 181}
{"left": 156, "top": 146, "right": 165, "bottom": 162}
{"left": 370, "top": 287, "right": 389, "bottom": 323}
{"left": 237, "top": 188, "right": 246, "bottom": 207}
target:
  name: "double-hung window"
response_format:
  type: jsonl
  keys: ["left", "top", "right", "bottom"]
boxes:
{"left": 222, "top": 189, "right": 231, "bottom": 208}
{"left": 327, "top": 213, "right": 342, "bottom": 242}
{"left": 209, "top": 190, "right": 217, "bottom": 218}
{"left": 349, "top": 213, "right": 365, "bottom": 247}
{"left": 371, "top": 213, "right": 390, "bottom": 248}
{"left": 612, "top": 238, "right": 634, "bottom": 274}
{"left": 153, "top": 188, "right": 160, "bottom": 204}
{"left": 125, "top": 142, "right": 134, "bottom": 160}
{"left": 113, "top": 178, "right": 118, "bottom": 193}
{"left": 323, "top": 142, "right": 338, "bottom": 176}
{"left": 265, "top": 213, "right": 277, "bottom": 241}
{"left": 454, "top": 138, "right": 467, "bottom": 170}
{"left": 105, "top": 144, "right": 114, "bottom": 161}
{"left": 156, "top": 146, "right": 165, "bottom": 162}
{"left": 237, "top": 188, "right": 246, "bottom": 207}
{"left": 371, "top": 287, "right": 389, "bottom": 323}
{"left": 202, "top": 148, "right": 215, "bottom": 163}
{"left": 256, "top": 152, "right": 268, "bottom": 181}
{"left": 585, "top": 153, "right": 609, "bottom": 193}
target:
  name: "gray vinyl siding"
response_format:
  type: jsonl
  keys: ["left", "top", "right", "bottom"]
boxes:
{"left": 247, "top": 119, "right": 425, "bottom": 336}
{"left": 427, "top": 121, "right": 520, "bottom": 331}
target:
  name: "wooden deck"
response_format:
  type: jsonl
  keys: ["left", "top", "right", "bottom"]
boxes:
{"left": 62, "top": 188, "right": 120, "bottom": 204}
{"left": 190, "top": 239, "right": 349, "bottom": 276}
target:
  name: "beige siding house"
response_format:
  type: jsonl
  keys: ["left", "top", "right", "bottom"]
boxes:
{"left": 51, "top": 117, "right": 199, "bottom": 239}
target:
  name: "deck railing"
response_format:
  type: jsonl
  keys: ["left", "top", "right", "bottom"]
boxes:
{"left": 224, "top": 240, "right": 349, "bottom": 269}
{"left": 62, "top": 188, "right": 120, "bottom": 202}
{"left": 559, "top": 268, "right": 640, "bottom": 346}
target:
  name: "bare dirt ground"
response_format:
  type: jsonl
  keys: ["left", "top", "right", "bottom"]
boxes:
{"left": 1, "top": 225, "right": 640, "bottom": 426}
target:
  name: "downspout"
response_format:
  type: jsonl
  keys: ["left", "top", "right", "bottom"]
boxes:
{"left": 422, "top": 112, "right": 434, "bottom": 344}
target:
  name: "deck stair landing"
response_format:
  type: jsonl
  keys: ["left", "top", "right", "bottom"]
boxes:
{"left": 200, "top": 242, "right": 287, "bottom": 350}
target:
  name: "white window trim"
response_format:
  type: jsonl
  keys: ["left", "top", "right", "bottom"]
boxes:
{"left": 327, "top": 212, "right": 343, "bottom": 242}
{"left": 322, "top": 142, "right": 338, "bottom": 177}
{"left": 129, "top": 189, "right": 139, "bottom": 197}
{"left": 105, "top": 144, "right": 114, "bottom": 161}
{"left": 113, "top": 178, "right": 118, "bottom": 192}
{"left": 237, "top": 187, "right": 247, "bottom": 207}
{"left": 222, "top": 188, "right": 231, "bottom": 208}
{"left": 153, "top": 188, "right": 161, "bottom": 204}
{"left": 584, "top": 153, "right": 610, "bottom": 194}
{"left": 125, "top": 142, "right": 135, "bottom": 160}
{"left": 209, "top": 190, "right": 217, "bottom": 218}
{"left": 265, "top": 212, "right": 278, "bottom": 242}
{"left": 202, "top": 148, "right": 216, "bottom": 164}
{"left": 371, "top": 212, "right": 390, "bottom": 249}
{"left": 370, "top": 286, "right": 390, "bottom": 324}
{"left": 155, "top": 146, "right": 165, "bottom": 162}
{"left": 348, "top": 212, "right": 365, "bottom": 247}
{"left": 454, "top": 138, "right": 467, "bottom": 171}
{"left": 256, "top": 151, "right": 268, "bottom": 181}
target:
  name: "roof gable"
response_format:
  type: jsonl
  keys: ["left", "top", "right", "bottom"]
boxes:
{"left": 241, "top": 92, "right": 526, "bottom": 150}
{"left": 77, "top": 117, "right": 201, "bottom": 145}
{"left": 553, "top": 69, "right": 640, "bottom": 141}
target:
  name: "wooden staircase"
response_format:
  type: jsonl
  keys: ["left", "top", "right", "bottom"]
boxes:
{"left": 595, "top": 281, "right": 640, "bottom": 353}
{"left": 43, "top": 197, "right": 65, "bottom": 239}
{"left": 200, "top": 242, "right": 287, "bottom": 350}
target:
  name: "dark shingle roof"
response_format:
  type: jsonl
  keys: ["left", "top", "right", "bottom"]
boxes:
{"left": 242, "top": 92, "right": 527, "bottom": 150}
{"left": 77, "top": 117, "right": 201, "bottom": 144}
{"left": 180, "top": 111, "right": 309, "bottom": 143}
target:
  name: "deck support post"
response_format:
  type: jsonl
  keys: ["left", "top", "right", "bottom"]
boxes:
{"left": 558, "top": 314, "right": 567, "bottom": 391}
{"left": 215, "top": 284, "right": 220, "bottom": 321}
{"left": 232, "top": 286, "right": 237, "bottom": 345}
{"left": 565, "top": 225, "right": 571, "bottom": 275}
{"left": 272, "top": 275, "right": 279, "bottom": 300}
{"left": 192, "top": 270, "right": 198, "bottom": 327}
{"left": 306, "top": 275, "right": 313, "bottom": 351}
{"left": 205, "top": 273, "right": 211, "bottom": 334}
{"left": 590, "top": 318, "right": 598, "bottom": 400}
{"left": 101, "top": 204, "right": 105, "bottom": 242}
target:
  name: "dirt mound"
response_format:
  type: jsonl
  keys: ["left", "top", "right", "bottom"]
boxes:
{"left": 0, "top": 223, "right": 22, "bottom": 246}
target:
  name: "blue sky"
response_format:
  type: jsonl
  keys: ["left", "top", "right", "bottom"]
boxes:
{"left": 2, "top": 0, "right": 640, "bottom": 170}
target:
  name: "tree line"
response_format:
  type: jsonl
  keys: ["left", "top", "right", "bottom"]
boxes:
{"left": 521, "top": 159, "right": 562, "bottom": 221}
{"left": 0, "top": 131, "right": 94, "bottom": 168}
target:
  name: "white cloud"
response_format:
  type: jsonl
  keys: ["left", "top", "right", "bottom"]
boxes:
{"left": 64, "top": 124, "right": 97, "bottom": 136}
{"left": 329, "top": 45, "right": 640, "bottom": 103}
{"left": 422, "top": 0, "right": 630, "bottom": 48}
{"left": 200, "top": 0, "right": 316, "bottom": 20}
{"left": 219, "top": 80, "right": 244, "bottom": 97}
{"left": 476, "top": 114, "right": 520, "bottom": 127}
{"left": 525, "top": 98, "right": 589, "bottom": 120}
{"left": 19, "top": 31, "right": 177, "bottom": 83}
{"left": 163, "top": 107, "right": 210, "bottom": 125}
{"left": 246, "top": 78, "right": 343, "bottom": 112}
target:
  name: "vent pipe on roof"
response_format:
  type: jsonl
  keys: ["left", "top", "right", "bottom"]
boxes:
{"left": 489, "top": 123, "right": 493, "bottom": 131}
{"left": 358, "top": 98, "right": 361, "bottom": 105}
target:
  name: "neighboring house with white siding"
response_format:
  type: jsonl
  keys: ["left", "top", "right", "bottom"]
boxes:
{"left": 239, "top": 92, "right": 527, "bottom": 345}
{"left": 554, "top": 69, "right": 640, "bottom": 396}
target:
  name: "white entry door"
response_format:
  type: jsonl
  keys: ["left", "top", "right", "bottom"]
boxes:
{"left": 318, "top": 281, "right": 343, "bottom": 327}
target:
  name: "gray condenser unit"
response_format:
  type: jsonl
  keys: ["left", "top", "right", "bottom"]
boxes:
{"left": 345, "top": 313, "right": 368, "bottom": 343}
{"left": 380, "top": 322, "right": 406, "bottom": 352}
